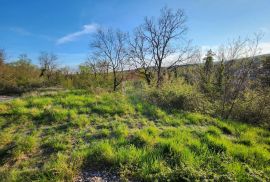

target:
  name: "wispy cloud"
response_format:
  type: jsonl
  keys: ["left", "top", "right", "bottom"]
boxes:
{"left": 56, "top": 24, "right": 98, "bottom": 45}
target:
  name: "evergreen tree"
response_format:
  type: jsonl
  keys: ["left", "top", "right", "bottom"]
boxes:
{"left": 202, "top": 49, "right": 215, "bottom": 93}
{"left": 204, "top": 50, "right": 214, "bottom": 82}
{"left": 216, "top": 58, "right": 225, "bottom": 93}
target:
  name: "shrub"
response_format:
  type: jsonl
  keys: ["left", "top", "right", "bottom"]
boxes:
{"left": 231, "top": 88, "right": 270, "bottom": 126}
{"left": 145, "top": 79, "right": 214, "bottom": 114}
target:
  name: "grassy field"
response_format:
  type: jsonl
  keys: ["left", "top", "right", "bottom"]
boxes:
{"left": 0, "top": 90, "right": 269, "bottom": 181}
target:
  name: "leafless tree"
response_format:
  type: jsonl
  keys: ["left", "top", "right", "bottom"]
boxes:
{"left": 140, "top": 7, "right": 195, "bottom": 87}
{"left": 97, "top": 60, "right": 109, "bottom": 76}
{"left": 128, "top": 27, "right": 153, "bottom": 85}
{"left": 90, "top": 28, "right": 128, "bottom": 91}
{"left": 38, "top": 52, "right": 58, "bottom": 80}
{"left": 85, "top": 55, "right": 109, "bottom": 79}
{"left": 60, "top": 66, "right": 72, "bottom": 79}
{"left": 217, "top": 33, "right": 263, "bottom": 119}
{"left": 84, "top": 57, "right": 99, "bottom": 78}
{"left": 0, "top": 49, "right": 6, "bottom": 86}
{"left": 18, "top": 54, "right": 31, "bottom": 63}
{"left": 0, "top": 49, "right": 5, "bottom": 66}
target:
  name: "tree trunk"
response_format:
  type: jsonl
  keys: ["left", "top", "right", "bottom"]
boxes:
{"left": 156, "top": 62, "right": 162, "bottom": 88}
{"left": 146, "top": 75, "right": 151, "bottom": 85}
{"left": 113, "top": 70, "right": 117, "bottom": 91}
{"left": 144, "top": 71, "right": 151, "bottom": 85}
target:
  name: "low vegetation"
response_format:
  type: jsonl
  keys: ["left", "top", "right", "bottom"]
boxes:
{"left": 0, "top": 89, "right": 269, "bottom": 181}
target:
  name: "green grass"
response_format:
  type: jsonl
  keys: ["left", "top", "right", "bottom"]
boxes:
{"left": 0, "top": 90, "right": 269, "bottom": 181}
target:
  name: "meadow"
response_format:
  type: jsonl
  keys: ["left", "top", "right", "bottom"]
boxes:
{"left": 0, "top": 89, "right": 269, "bottom": 181}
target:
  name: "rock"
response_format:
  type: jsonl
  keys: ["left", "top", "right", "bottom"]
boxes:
{"left": 75, "top": 169, "right": 121, "bottom": 182}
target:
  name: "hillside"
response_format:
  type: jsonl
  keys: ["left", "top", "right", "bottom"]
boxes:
{"left": 0, "top": 90, "right": 269, "bottom": 181}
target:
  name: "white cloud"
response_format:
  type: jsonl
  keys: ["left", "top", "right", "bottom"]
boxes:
{"left": 56, "top": 24, "right": 98, "bottom": 45}
{"left": 259, "top": 42, "right": 270, "bottom": 55}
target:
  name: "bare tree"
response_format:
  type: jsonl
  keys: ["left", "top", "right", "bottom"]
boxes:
{"left": 18, "top": 54, "right": 31, "bottom": 63}
{"left": 90, "top": 28, "right": 128, "bottom": 91}
{"left": 0, "top": 49, "right": 5, "bottom": 66}
{"left": 38, "top": 52, "right": 58, "bottom": 81}
{"left": 97, "top": 60, "right": 109, "bottom": 76}
{"left": 140, "top": 7, "right": 194, "bottom": 87}
{"left": 85, "top": 57, "right": 99, "bottom": 78}
{"left": 85, "top": 55, "right": 109, "bottom": 79}
{"left": 129, "top": 27, "right": 153, "bottom": 85}
{"left": 217, "top": 33, "right": 263, "bottom": 119}
{"left": 0, "top": 49, "right": 6, "bottom": 87}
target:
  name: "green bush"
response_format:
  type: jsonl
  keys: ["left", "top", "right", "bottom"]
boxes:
{"left": 145, "top": 79, "right": 214, "bottom": 114}
{"left": 232, "top": 88, "right": 270, "bottom": 126}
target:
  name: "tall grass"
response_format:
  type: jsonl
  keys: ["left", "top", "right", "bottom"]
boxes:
{"left": 0, "top": 90, "right": 269, "bottom": 181}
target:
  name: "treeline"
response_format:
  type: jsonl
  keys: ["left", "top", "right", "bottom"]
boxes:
{"left": 0, "top": 52, "right": 42, "bottom": 94}
{"left": 0, "top": 7, "right": 269, "bottom": 126}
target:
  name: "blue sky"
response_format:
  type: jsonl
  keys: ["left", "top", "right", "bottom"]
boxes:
{"left": 0, "top": 0, "right": 270, "bottom": 66}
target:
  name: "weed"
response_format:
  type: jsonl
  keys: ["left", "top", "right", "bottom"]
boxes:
{"left": 112, "top": 123, "right": 129, "bottom": 138}
{"left": 43, "top": 134, "right": 72, "bottom": 152}
{"left": 206, "top": 126, "right": 222, "bottom": 136}
{"left": 71, "top": 114, "right": 90, "bottom": 128}
{"left": 203, "top": 134, "right": 228, "bottom": 153}
{"left": 43, "top": 106, "right": 69, "bottom": 123}
{"left": 88, "top": 140, "right": 116, "bottom": 165}
{"left": 43, "top": 152, "right": 74, "bottom": 181}
{"left": 0, "top": 90, "right": 269, "bottom": 181}
{"left": 0, "top": 104, "right": 9, "bottom": 115}
{"left": 12, "top": 134, "right": 38, "bottom": 158}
